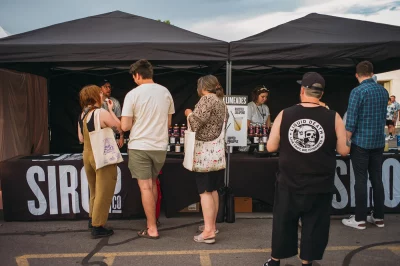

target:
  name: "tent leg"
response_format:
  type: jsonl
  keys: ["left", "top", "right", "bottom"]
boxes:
{"left": 224, "top": 61, "right": 233, "bottom": 187}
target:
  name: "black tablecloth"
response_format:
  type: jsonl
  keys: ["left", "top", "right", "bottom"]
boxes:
{"left": 1, "top": 152, "right": 400, "bottom": 221}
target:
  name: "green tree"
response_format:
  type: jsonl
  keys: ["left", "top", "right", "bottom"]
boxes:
{"left": 157, "top": 19, "right": 171, "bottom": 25}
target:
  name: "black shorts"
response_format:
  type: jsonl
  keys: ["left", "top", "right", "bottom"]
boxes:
{"left": 386, "top": 120, "right": 395, "bottom": 126}
{"left": 194, "top": 170, "right": 225, "bottom": 194}
{"left": 271, "top": 183, "right": 332, "bottom": 261}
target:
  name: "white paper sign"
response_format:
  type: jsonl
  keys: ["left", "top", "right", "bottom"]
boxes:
{"left": 223, "top": 95, "right": 248, "bottom": 146}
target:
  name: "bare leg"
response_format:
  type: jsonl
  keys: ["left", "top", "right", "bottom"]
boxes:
{"left": 200, "top": 192, "right": 216, "bottom": 239}
{"left": 211, "top": 190, "right": 219, "bottom": 225}
{"left": 137, "top": 178, "right": 158, "bottom": 237}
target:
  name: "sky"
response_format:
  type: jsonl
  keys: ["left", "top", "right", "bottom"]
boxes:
{"left": 0, "top": 0, "right": 400, "bottom": 41}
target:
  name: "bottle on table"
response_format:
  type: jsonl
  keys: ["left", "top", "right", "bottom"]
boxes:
{"left": 248, "top": 123, "right": 255, "bottom": 143}
{"left": 258, "top": 138, "right": 265, "bottom": 152}
{"left": 262, "top": 123, "right": 268, "bottom": 143}
{"left": 175, "top": 142, "right": 181, "bottom": 153}
{"left": 173, "top": 124, "right": 180, "bottom": 138}
{"left": 180, "top": 124, "right": 186, "bottom": 144}
{"left": 168, "top": 126, "right": 175, "bottom": 144}
{"left": 253, "top": 124, "right": 260, "bottom": 144}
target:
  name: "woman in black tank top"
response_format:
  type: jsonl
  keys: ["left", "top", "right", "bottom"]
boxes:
{"left": 78, "top": 85, "right": 123, "bottom": 239}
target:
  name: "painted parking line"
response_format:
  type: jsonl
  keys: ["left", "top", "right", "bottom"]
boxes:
{"left": 15, "top": 246, "right": 400, "bottom": 266}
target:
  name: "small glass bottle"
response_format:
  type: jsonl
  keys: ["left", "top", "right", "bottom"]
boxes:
{"left": 175, "top": 142, "right": 181, "bottom": 153}
{"left": 253, "top": 132, "right": 259, "bottom": 144}
{"left": 258, "top": 138, "right": 265, "bottom": 152}
{"left": 173, "top": 124, "right": 180, "bottom": 138}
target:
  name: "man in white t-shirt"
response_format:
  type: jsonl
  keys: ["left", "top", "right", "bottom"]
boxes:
{"left": 121, "top": 59, "right": 175, "bottom": 239}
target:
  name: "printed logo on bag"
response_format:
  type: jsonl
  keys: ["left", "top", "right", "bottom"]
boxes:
{"left": 288, "top": 119, "right": 325, "bottom": 153}
{"left": 103, "top": 138, "right": 115, "bottom": 154}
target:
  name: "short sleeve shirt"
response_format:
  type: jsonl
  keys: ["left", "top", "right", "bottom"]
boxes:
{"left": 387, "top": 103, "right": 397, "bottom": 120}
{"left": 121, "top": 83, "right": 175, "bottom": 151}
{"left": 101, "top": 97, "right": 121, "bottom": 117}
{"left": 247, "top": 102, "right": 270, "bottom": 124}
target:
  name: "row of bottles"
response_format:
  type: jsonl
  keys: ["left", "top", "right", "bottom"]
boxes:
{"left": 167, "top": 124, "right": 186, "bottom": 152}
{"left": 248, "top": 123, "right": 270, "bottom": 144}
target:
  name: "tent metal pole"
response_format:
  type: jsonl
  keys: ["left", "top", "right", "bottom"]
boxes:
{"left": 225, "top": 61, "right": 229, "bottom": 186}
{"left": 47, "top": 77, "right": 51, "bottom": 152}
{"left": 225, "top": 61, "right": 233, "bottom": 187}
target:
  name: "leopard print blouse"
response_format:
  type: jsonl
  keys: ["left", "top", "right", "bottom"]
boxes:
{"left": 188, "top": 94, "right": 228, "bottom": 141}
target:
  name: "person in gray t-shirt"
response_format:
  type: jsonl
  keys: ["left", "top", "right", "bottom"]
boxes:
{"left": 99, "top": 79, "right": 123, "bottom": 147}
{"left": 99, "top": 80, "right": 122, "bottom": 117}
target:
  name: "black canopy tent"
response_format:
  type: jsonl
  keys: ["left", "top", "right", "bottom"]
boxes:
{"left": 228, "top": 13, "right": 400, "bottom": 118}
{"left": 0, "top": 11, "right": 229, "bottom": 153}
{"left": 230, "top": 13, "right": 400, "bottom": 70}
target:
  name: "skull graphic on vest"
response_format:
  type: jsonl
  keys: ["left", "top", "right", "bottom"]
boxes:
{"left": 296, "top": 125, "right": 317, "bottom": 147}
{"left": 289, "top": 119, "right": 325, "bottom": 153}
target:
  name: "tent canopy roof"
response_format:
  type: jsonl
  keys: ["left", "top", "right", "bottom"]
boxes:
{"left": 230, "top": 13, "right": 400, "bottom": 71}
{"left": 0, "top": 11, "right": 228, "bottom": 63}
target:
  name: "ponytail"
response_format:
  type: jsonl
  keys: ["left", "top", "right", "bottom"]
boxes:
{"left": 197, "top": 75, "right": 224, "bottom": 98}
{"left": 215, "top": 84, "right": 224, "bottom": 98}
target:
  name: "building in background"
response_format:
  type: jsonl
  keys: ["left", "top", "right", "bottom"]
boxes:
{"left": 0, "top": 26, "right": 9, "bottom": 38}
{"left": 377, "top": 70, "right": 400, "bottom": 98}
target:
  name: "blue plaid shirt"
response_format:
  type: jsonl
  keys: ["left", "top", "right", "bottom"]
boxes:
{"left": 346, "top": 78, "right": 388, "bottom": 149}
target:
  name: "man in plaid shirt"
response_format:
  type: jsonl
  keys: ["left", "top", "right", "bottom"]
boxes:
{"left": 342, "top": 61, "right": 388, "bottom": 230}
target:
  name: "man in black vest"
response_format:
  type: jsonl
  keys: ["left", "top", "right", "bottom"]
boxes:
{"left": 263, "top": 72, "right": 349, "bottom": 266}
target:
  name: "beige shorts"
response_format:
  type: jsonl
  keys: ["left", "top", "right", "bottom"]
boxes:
{"left": 128, "top": 149, "right": 167, "bottom": 180}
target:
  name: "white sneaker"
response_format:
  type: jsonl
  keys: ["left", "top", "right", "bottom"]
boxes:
{"left": 385, "top": 135, "right": 390, "bottom": 141}
{"left": 389, "top": 135, "right": 394, "bottom": 140}
{"left": 367, "top": 213, "right": 385, "bottom": 228}
{"left": 342, "top": 215, "right": 366, "bottom": 230}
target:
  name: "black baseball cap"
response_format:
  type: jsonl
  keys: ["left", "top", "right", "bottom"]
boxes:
{"left": 297, "top": 72, "right": 325, "bottom": 90}
{"left": 98, "top": 79, "right": 110, "bottom": 87}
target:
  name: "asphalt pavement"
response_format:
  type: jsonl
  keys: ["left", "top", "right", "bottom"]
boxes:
{"left": 1, "top": 212, "right": 400, "bottom": 266}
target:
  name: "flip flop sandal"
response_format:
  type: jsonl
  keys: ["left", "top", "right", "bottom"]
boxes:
{"left": 137, "top": 229, "right": 160, "bottom": 240}
{"left": 193, "top": 233, "right": 215, "bottom": 244}
{"left": 198, "top": 225, "right": 219, "bottom": 234}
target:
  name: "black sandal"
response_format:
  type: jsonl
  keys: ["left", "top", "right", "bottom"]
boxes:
{"left": 137, "top": 229, "right": 160, "bottom": 240}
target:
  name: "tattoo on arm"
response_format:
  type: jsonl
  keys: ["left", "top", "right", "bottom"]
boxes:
{"left": 111, "top": 126, "right": 119, "bottom": 134}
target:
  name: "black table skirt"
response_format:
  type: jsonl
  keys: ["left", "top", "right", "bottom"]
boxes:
{"left": 1, "top": 153, "right": 400, "bottom": 221}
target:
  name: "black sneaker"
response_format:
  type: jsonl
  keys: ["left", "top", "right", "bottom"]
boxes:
{"left": 88, "top": 218, "right": 93, "bottom": 230}
{"left": 91, "top": 226, "right": 114, "bottom": 239}
{"left": 264, "top": 258, "right": 280, "bottom": 266}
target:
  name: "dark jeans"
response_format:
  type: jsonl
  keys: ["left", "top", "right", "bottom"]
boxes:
{"left": 350, "top": 143, "right": 385, "bottom": 221}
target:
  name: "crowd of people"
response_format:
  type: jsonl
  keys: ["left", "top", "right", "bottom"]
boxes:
{"left": 77, "top": 59, "right": 389, "bottom": 266}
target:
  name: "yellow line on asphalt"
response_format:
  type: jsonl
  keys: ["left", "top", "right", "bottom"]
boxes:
{"left": 15, "top": 246, "right": 400, "bottom": 266}
{"left": 104, "top": 255, "right": 115, "bottom": 266}
{"left": 199, "top": 252, "right": 212, "bottom": 266}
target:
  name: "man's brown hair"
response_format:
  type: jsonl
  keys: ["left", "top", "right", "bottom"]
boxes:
{"left": 356, "top": 61, "right": 374, "bottom": 77}
{"left": 129, "top": 59, "right": 153, "bottom": 79}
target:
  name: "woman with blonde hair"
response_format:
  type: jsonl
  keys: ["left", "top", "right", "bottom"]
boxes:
{"left": 184, "top": 75, "right": 228, "bottom": 244}
{"left": 77, "top": 85, "right": 123, "bottom": 239}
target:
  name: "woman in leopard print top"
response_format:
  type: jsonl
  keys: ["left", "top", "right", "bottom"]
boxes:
{"left": 187, "top": 93, "right": 227, "bottom": 141}
{"left": 184, "top": 75, "right": 227, "bottom": 244}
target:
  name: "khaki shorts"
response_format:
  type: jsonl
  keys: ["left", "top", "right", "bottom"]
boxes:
{"left": 128, "top": 149, "right": 167, "bottom": 180}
